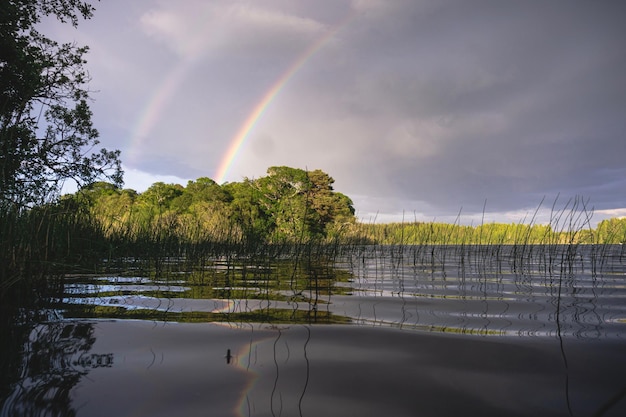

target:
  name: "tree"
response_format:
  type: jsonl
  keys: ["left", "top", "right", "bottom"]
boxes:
{"left": 252, "top": 167, "right": 312, "bottom": 239}
{"left": 0, "top": 0, "right": 122, "bottom": 208}
{"left": 185, "top": 177, "right": 230, "bottom": 204}
{"left": 138, "top": 182, "right": 184, "bottom": 211}
{"left": 251, "top": 166, "right": 355, "bottom": 240}
{"left": 596, "top": 217, "right": 626, "bottom": 244}
{"left": 306, "top": 169, "right": 355, "bottom": 235}
{"left": 223, "top": 179, "right": 272, "bottom": 241}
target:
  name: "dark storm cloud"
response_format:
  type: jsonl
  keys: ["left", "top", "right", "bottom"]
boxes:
{"left": 328, "top": 0, "right": 626, "bottom": 215}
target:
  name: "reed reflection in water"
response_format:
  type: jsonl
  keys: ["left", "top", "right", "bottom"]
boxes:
{"left": 334, "top": 244, "right": 626, "bottom": 338}
{"left": 0, "top": 321, "right": 113, "bottom": 417}
{"left": 5, "top": 322, "right": 625, "bottom": 417}
{"left": 52, "top": 244, "right": 626, "bottom": 339}
{"left": 1, "top": 244, "right": 625, "bottom": 416}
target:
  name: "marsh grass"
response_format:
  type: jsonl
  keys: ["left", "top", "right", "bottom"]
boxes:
{"left": 2, "top": 195, "right": 625, "bottom": 306}
{"left": 3, "top": 194, "right": 625, "bottom": 364}
{"left": 0, "top": 202, "right": 104, "bottom": 298}
{"left": 346, "top": 196, "right": 625, "bottom": 278}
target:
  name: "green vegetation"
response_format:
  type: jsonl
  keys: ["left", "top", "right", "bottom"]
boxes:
{"left": 0, "top": 165, "right": 358, "bottom": 297}
{"left": 357, "top": 217, "right": 626, "bottom": 246}
{"left": 3, "top": 165, "right": 626, "bottom": 299}
{"left": 1, "top": 0, "right": 122, "bottom": 302}
{"left": 70, "top": 166, "right": 356, "bottom": 246}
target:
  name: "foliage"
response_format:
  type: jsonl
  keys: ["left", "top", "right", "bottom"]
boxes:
{"left": 3, "top": 155, "right": 626, "bottom": 299}
{"left": 352, "top": 216, "right": 625, "bottom": 246}
{"left": 0, "top": 0, "right": 122, "bottom": 208}
{"left": 594, "top": 217, "right": 626, "bottom": 244}
{"left": 58, "top": 169, "right": 626, "bottom": 253}
{"left": 0, "top": 0, "right": 123, "bottom": 298}
{"left": 0, "top": 196, "right": 107, "bottom": 297}
{"left": 353, "top": 222, "right": 560, "bottom": 245}
{"left": 66, "top": 166, "right": 357, "bottom": 246}
{"left": 251, "top": 166, "right": 355, "bottom": 240}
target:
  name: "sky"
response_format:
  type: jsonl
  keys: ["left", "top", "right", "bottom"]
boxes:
{"left": 42, "top": 0, "right": 626, "bottom": 226}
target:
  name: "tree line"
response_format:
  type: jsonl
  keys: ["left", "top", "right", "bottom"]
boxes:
{"left": 65, "top": 166, "right": 357, "bottom": 244}
{"left": 66, "top": 173, "right": 626, "bottom": 248}
{"left": 357, "top": 217, "right": 626, "bottom": 246}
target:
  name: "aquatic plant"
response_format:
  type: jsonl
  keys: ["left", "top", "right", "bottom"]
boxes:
{"left": 2, "top": 187, "right": 625, "bottom": 304}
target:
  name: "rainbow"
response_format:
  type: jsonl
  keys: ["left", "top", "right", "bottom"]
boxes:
{"left": 127, "top": 6, "right": 216, "bottom": 165}
{"left": 214, "top": 14, "right": 354, "bottom": 184}
{"left": 127, "top": 63, "right": 193, "bottom": 164}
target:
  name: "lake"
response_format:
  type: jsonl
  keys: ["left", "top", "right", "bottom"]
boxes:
{"left": 1, "top": 244, "right": 626, "bottom": 416}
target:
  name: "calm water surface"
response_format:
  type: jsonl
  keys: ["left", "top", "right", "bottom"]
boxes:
{"left": 2, "top": 245, "right": 626, "bottom": 416}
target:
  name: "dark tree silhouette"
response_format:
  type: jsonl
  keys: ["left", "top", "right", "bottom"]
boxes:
{"left": 0, "top": 0, "right": 122, "bottom": 208}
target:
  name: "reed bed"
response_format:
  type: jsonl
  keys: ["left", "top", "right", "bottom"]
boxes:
{"left": 1, "top": 196, "right": 625, "bottom": 304}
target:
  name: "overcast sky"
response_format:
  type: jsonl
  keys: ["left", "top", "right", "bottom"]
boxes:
{"left": 43, "top": 0, "right": 626, "bottom": 225}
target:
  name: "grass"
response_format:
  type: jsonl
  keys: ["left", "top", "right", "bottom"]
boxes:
{"left": 2, "top": 195, "right": 625, "bottom": 304}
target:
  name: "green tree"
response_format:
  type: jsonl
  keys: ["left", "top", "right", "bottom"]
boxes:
{"left": 186, "top": 177, "right": 230, "bottom": 204}
{"left": 306, "top": 169, "right": 355, "bottom": 235}
{"left": 596, "top": 218, "right": 626, "bottom": 244}
{"left": 253, "top": 167, "right": 312, "bottom": 239}
{"left": 138, "top": 182, "right": 184, "bottom": 211}
{"left": 251, "top": 166, "right": 355, "bottom": 240}
{"left": 0, "top": 0, "right": 122, "bottom": 208}
{"left": 223, "top": 179, "right": 271, "bottom": 241}
{"left": 82, "top": 183, "right": 136, "bottom": 235}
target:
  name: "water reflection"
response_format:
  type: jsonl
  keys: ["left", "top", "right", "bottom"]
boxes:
{"left": 0, "top": 321, "right": 112, "bottom": 417}
{"left": 2, "top": 245, "right": 626, "bottom": 416}
{"left": 229, "top": 325, "right": 312, "bottom": 417}
{"left": 338, "top": 245, "right": 626, "bottom": 338}
{"left": 1, "top": 314, "right": 625, "bottom": 416}
{"left": 229, "top": 323, "right": 626, "bottom": 417}
{"left": 51, "top": 245, "right": 626, "bottom": 339}
{"left": 58, "top": 258, "right": 354, "bottom": 327}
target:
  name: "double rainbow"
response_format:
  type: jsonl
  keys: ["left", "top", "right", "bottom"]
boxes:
{"left": 128, "top": 12, "right": 353, "bottom": 183}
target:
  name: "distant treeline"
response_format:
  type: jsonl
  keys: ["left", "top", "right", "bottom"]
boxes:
{"left": 357, "top": 217, "right": 626, "bottom": 246}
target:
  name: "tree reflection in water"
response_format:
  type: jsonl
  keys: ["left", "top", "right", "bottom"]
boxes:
{"left": 1, "top": 321, "right": 112, "bottom": 417}
{"left": 1, "top": 244, "right": 625, "bottom": 416}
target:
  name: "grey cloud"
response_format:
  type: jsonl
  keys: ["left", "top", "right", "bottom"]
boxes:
{"left": 40, "top": 0, "right": 626, "bottom": 222}
{"left": 315, "top": 1, "right": 626, "bottom": 215}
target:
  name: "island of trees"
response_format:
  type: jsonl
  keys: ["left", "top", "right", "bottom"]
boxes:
{"left": 65, "top": 166, "right": 357, "bottom": 244}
